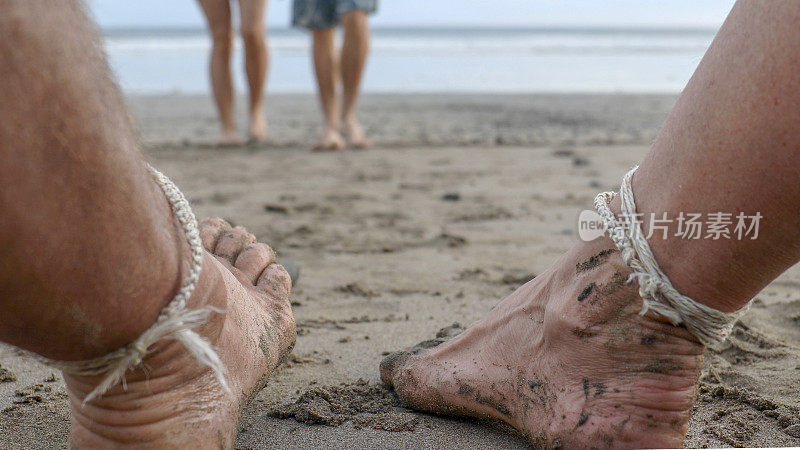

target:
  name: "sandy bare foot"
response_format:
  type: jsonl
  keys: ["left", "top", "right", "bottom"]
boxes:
{"left": 312, "top": 127, "right": 346, "bottom": 152}
{"left": 248, "top": 109, "right": 268, "bottom": 144}
{"left": 343, "top": 120, "right": 371, "bottom": 149}
{"left": 380, "top": 236, "right": 703, "bottom": 449}
{"left": 65, "top": 218, "right": 296, "bottom": 448}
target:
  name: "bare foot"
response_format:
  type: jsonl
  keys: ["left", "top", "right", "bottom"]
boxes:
{"left": 343, "top": 120, "right": 371, "bottom": 149}
{"left": 312, "top": 127, "right": 345, "bottom": 152}
{"left": 219, "top": 128, "right": 243, "bottom": 147}
{"left": 248, "top": 109, "right": 268, "bottom": 144}
{"left": 66, "top": 218, "right": 295, "bottom": 448}
{"left": 381, "top": 236, "right": 703, "bottom": 449}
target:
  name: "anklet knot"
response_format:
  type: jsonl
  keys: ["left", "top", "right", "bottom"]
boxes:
{"left": 594, "top": 166, "right": 749, "bottom": 348}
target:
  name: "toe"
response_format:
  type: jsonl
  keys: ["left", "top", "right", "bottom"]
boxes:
{"left": 379, "top": 338, "right": 445, "bottom": 386}
{"left": 214, "top": 226, "right": 256, "bottom": 264}
{"left": 199, "top": 217, "right": 232, "bottom": 251}
{"left": 256, "top": 264, "right": 292, "bottom": 302}
{"left": 234, "top": 243, "right": 277, "bottom": 284}
{"left": 279, "top": 260, "right": 301, "bottom": 287}
{"left": 380, "top": 350, "right": 414, "bottom": 386}
{"left": 380, "top": 324, "right": 464, "bottom": 386}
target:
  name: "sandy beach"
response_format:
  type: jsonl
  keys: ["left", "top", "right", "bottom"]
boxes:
{"left": 2, "top": 93, "right": 799, "bottom": 448}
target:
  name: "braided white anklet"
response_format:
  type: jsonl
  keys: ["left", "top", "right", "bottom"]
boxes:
{"left": 34, "top": 164, "right": 228, "bottom": 405}
{"left": 594, "top": 166, "right": 749, "bottom": 348}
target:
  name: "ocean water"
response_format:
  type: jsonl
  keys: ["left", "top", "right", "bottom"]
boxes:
{"left": 103, "top": 27, "right": 715, "bottom": 95}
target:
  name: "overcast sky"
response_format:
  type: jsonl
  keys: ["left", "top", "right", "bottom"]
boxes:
{"left": 89, "top": 0, "right": 736, "bottom": 29}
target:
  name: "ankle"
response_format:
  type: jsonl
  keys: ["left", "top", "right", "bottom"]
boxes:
{"left": 323, "top": 123, "right": 341, "bottom": 134}
{"left": 67, "top": 338, "right": 231, "bottom": 447}
{"left": 35, "top": 178, "right": 186, "bottom": 361}
{"left": 250, "top": 107, "right": 265, "bottom": 120}
{"left": 605, "top": 195, "right": 749, "bottom": 313}
{"left": 560, "top": 235, "right": 706, "bottom": 351}
{"left": 65, "top": 254, "right": 235, "bottom": 448}
{"left": 343, "top": 115, "right": 359, "bottom": 127}
{"left": 63, "top": 252, "right": 227, "bottom": 400}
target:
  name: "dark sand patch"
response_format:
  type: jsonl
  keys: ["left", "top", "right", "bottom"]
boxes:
{"left": 10, "top": 383, "right": 67, "bottom": 406}
{"left": 266, "top": 379, "right": 422, "bottom": 432}
{"left": 0, "top": 365, "right": 16, "bottom": 383}
{"left": 336, "top": 283, "right": 378, "bottom": 298}
{"left": 576, "top": 249, "right": 617, "bottom": 274}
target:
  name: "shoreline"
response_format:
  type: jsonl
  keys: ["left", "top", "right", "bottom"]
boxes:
{"left": 127, "top": 92, "right": 677, "bottom": 148}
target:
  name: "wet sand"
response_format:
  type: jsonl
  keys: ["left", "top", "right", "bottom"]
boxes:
{"left": 1, "top": 94, "right": 799, "bottom": 448}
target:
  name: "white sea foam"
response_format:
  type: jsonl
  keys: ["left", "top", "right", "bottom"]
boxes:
{"left": 102, "top": 27, "right": 714, "bottom": 94}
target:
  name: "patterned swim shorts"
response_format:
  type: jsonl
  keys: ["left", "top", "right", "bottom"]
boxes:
{"left": 292, "top": 0, "right": 377, "bottom": 30}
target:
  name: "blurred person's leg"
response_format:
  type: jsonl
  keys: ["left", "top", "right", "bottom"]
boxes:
{"left": 198, "top": 0, "right": 240, "bottom": 145}
{"left": 381, "top": 0, "right": 800, "bottom": 447}
{"left": 312, "top": 27, "right": 345, "bottom": 150}
{"left": 239, "top": 0, "right": 270, "bottom": 143}
{"left": 293, "top": 0, "right": 346, "bottom": 150}
{"left": 0, "top": 1, "right": 295, "bottom": 447}
{"left": 340, "top": 10, "right": 370, "bottom": 148}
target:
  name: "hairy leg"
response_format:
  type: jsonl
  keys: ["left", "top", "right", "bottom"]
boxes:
{"left": 239, "top": 0, "right": 269, "bottom": 142}
{"left": 198, "top": 0, "right": 239, "bottom": 145}
{"left": 0, "top": 2, "right": 294, "bottom": 446}
{"left": 0, "top": 0, "right": 182, "bottom": 359}
{"left": 311, "top": 28, "right": 345, "bottom": 150}
{"left": 340, "top": 10, "right": 370, "bottom": 148}
{"left": 382, "top": 0, "right": 800, "bottom": 447}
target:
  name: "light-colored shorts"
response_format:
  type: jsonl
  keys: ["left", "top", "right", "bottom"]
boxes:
{"left": 292, "top": 0, "right": 377, "bottom": 30}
